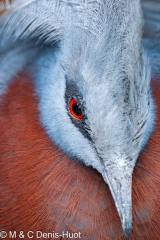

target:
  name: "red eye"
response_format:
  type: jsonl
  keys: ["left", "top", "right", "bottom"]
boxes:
{"left": 69, "top": 98, "right": 83, "bottom": 119}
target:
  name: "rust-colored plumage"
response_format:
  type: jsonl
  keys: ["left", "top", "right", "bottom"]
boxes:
{"left": 0, "top": 73, "right": 160, "bottom": 239}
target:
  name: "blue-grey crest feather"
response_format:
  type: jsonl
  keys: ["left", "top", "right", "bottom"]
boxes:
{"left": 142, "top": 0, "right": 160, "bottom": 76}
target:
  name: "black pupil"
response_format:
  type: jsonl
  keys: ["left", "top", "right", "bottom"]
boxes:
{"left": 72, "top": 103, "right": 82, "bottom": 116}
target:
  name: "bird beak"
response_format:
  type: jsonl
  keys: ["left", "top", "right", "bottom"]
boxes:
{"left": 103, "top": 169, "right": 132, "bottom": 236}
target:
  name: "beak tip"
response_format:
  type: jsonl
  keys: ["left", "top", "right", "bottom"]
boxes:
{"left": 124, "top": 226, "right": 132, "bottom": 237}
{"left": 103, "top": 170, "right": 133, "bottom": 237}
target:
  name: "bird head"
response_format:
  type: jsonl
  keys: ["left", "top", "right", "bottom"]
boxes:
{"left": 35, "top": 3, "right": 155, "bottom": 233}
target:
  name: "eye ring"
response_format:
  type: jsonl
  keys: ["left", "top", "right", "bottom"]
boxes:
{"left": 69, "top": 98, "right": 83, "bottom": 119}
